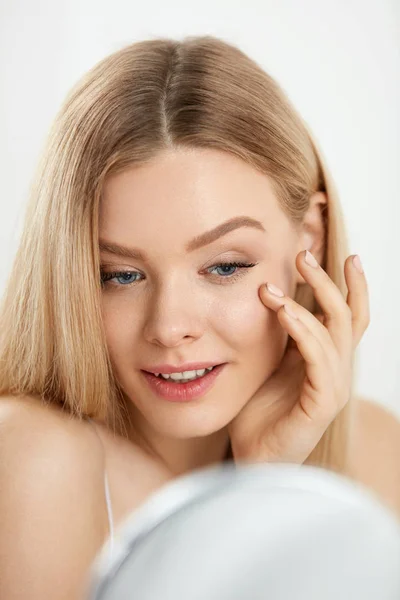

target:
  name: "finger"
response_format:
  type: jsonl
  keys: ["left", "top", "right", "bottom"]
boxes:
{"left": 260, "top": 284, "right": 337, "bottom": 365}
{"left": 294, "top": 250, "right": 353, "bottom": 354}
{"left": 344, "top": 254, "right": 370, "bottom": 349}
{"left": 276, "top": 303, "right": 331, "bottom": 395}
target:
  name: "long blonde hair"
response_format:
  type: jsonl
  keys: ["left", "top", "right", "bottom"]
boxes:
{"left": 0, "top": 35, "right": 355, "bottom": 474}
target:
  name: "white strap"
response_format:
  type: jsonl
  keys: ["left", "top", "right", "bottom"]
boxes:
{"left": 86, "top": 417, "right": 115, "bottom": 559}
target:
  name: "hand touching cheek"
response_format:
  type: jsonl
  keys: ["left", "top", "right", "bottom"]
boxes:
{"left": 228, "top": 251, "right": 369, "bottom": 465}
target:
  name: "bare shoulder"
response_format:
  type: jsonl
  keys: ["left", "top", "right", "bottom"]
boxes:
{"left": 0, "top": 394, "right": 107, "bottom": 600}
{"left": 0, "top": 394, "right": 175, "bottom": 599}
{"left": 0, "top": 394, "right": 103, "bottom": 471}
{"left": 350, "top": 397, "right": 400, "bottom": 520}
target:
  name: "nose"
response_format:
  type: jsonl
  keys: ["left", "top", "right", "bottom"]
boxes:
{"left": 142, "top": 284, "right": 204, "bottom": 348}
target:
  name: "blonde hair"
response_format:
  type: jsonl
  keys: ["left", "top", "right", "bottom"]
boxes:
{"left": 0, "top": 35, "right": 355, "bottom": 474}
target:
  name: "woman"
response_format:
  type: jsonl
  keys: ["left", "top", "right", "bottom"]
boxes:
{"left": 0, "top": 35, "right": 399, "bottom": 599}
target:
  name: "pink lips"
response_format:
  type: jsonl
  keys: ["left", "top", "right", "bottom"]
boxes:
{"left": 140, "top": 363, "right": 226, "bottom": 402}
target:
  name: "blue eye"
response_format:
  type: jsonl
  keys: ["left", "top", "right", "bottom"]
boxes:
{"left": 206, "top": 262, "right": 256, "bottom": 279}
{"left": 100, "top": 261, "right": 257, "bottom": 289}
{"left": 100, "top": 271, "right": 140, "bottom": 286}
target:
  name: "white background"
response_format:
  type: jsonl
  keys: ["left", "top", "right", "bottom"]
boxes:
{"left": 0, "top": 0, "right": 399, "bottom": 418}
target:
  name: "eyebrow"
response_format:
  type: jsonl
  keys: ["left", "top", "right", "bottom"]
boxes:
{"left": 99, "top": 216, "right": 266, "bottom": 261}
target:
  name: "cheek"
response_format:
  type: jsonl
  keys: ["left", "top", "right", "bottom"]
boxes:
{"left": 210, "top": 259, "right": 295, "bottom": 376}
{"left": 101, "top": 300, "right": 138, "bottom": 363}
{"left": 208, "top": 291, "right": 288, "bottom": 367}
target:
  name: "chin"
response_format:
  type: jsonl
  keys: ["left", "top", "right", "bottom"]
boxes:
{"left": 141, "top": 403, "right": 237, "bottom": 440}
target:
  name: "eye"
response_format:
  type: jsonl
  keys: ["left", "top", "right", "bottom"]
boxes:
{"left": 206, "top": 261, "right": 257, "bottom": 282}
{"left": 100, "top": 270, "right": 141, "bottom": 287}
{"left": 99, "top": 261, "right": 257, "bottom": 289}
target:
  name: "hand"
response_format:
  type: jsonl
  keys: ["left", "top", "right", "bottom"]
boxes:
{"left": 227, "top": 250, "right": 370, "bottom": 465}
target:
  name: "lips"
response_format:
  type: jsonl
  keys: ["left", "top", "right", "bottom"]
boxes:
{"left": 140, "top": 363, "right": 226, "bottom": 401}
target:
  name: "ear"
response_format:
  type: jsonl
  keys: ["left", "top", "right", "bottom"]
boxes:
{"left": 294, "top": 191, "right": 327, "bottom": 286}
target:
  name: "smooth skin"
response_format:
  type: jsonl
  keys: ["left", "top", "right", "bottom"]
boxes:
{"left": 0, "top": 397, "right": 173, "bottom": 600}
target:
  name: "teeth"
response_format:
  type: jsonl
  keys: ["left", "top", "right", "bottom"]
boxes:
{"left": 153, "top": 366, "right": 215, "bottom": 381}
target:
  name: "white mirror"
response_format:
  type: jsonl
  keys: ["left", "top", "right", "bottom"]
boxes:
{"left": 88, "top": 463, "right": 400, "bottom": 599}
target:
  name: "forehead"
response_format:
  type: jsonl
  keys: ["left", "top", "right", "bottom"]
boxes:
{"left": 99, "top": 148, "right": 291, "bottom": 252}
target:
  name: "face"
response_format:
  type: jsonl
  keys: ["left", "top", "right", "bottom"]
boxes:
{"left": 99, "top": 148, "right": 301, "bottom": 445}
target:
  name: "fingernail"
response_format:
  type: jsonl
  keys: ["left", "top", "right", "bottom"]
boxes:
{"left": 352, "top": 255, "right": 364, "bottom": 274}
{"left": 305, "top": 250, "right": 319, "bottom": 268}
{"left": 266, "top": 283, "right": 285, "bottom": 297}
{"left": 284, "top": 304, "right": 298, "bottom": 319}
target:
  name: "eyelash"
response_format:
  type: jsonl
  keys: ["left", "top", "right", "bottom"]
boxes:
{"left": 100, "top": 261, "right": 258, "bottom": 289}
